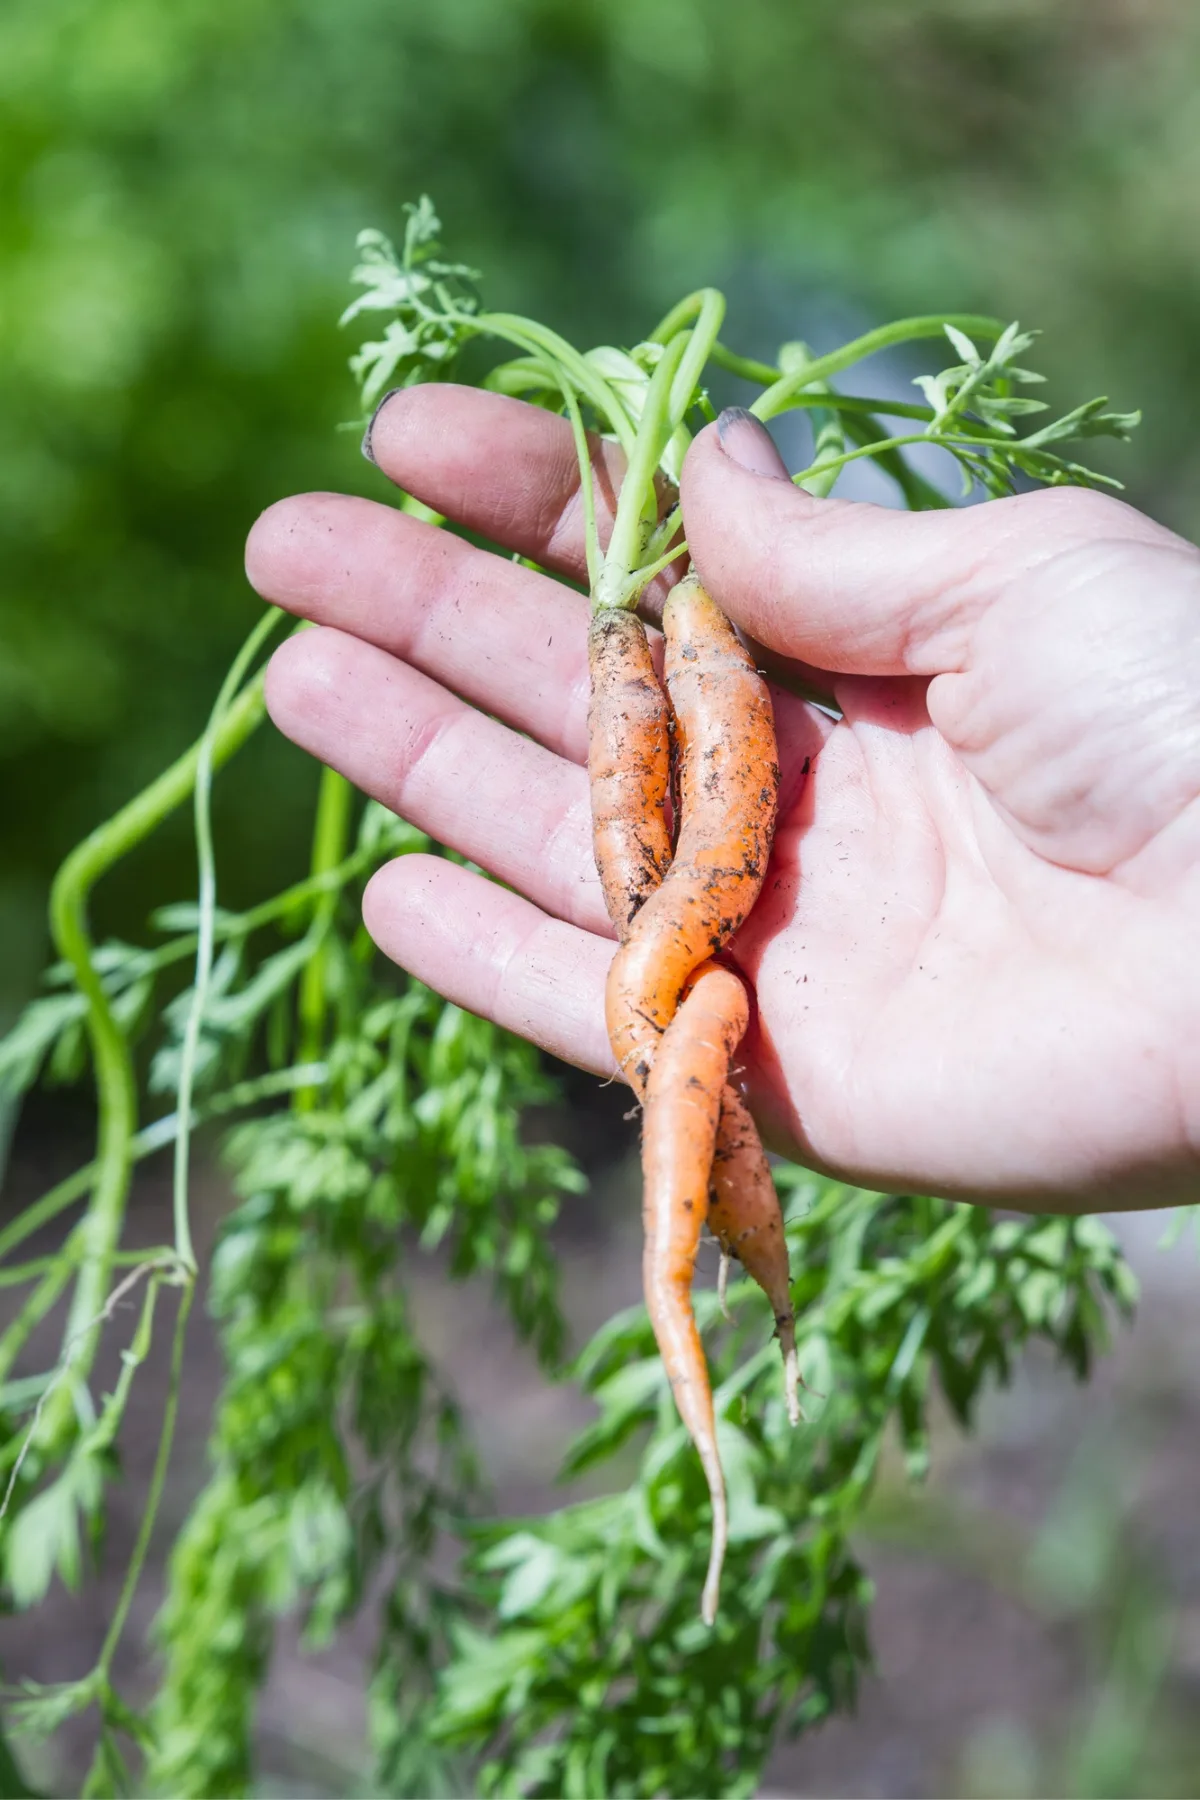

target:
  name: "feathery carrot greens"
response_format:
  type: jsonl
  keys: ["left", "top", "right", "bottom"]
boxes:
{"left": 0, "top": 197, "right": 1137, "bottom": 1796}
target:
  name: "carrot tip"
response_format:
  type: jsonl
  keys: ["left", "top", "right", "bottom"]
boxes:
{"left": 781, "top": 1328, "right": 803, "bottom": 1428}
{"left": 701, "top": 1533, "right": 725, "bottom": 1628}
{"left": 699, "top": 1463, "right": 728, "bottom": 1626}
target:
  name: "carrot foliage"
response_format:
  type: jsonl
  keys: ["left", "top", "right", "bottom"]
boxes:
{"left": 0, "top": 199, "right": 1139, "bottom": 1797}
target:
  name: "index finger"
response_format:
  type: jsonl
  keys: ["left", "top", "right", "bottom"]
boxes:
{"left": 364, "top": 383, "right": 681, "bottom": 609}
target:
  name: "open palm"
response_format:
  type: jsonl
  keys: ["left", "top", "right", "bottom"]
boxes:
{"left": 249, "top": 387, "right": 1200, "bottom": 1212}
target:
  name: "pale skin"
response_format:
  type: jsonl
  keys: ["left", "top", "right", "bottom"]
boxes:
{"left": 247, "top": 385, "right": 1200, "bottom": 1214}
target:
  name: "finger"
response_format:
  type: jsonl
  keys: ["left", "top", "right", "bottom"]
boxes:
{"left": 265, "top": 627, "right": 610, "bottom": 935}
{"left": 247, "top": 490, "right": 595, "bottom": 763}
{"left": 364, "top": 383, "right": 684, "bottom": 614}
{"left": 248, "top": 489, "right": 830, "bottom": 780}
{"left": 364, "top": 383, "right": 613, "bottom": 582}
{"left": 681, "top": 411, "right": 1175, "bottom": 679}
{"left": 363, "top": 854, "right": 616, "bottom": 1077}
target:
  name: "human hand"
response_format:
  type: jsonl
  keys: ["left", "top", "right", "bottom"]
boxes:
{"left": 247, "top": 386, "right": 1200, "bottom": 1212}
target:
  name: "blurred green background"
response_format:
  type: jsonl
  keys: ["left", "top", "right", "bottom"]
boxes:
{"left": 4, "top": 0, "right": 1200, "bottom": 1007}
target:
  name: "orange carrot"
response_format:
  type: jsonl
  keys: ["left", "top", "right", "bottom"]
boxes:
{"left": 585, "top": 577, "right": 784, "bottom": 1622}
{"left": 587, "top": 603, "right": 796, "bottom": 1409}
{"left": 642, "top": 960, "right": 749, "bottom": 1626}
{"left": 605, "top": 576, "right": 779, "bottom": 1091}
{"left": 587, "top": 610, "right": 672, "bottom": 934}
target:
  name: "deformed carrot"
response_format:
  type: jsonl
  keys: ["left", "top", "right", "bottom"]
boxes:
{"left": 585, "top": 576, "right": 786, "bottom": 1621}
{"left": 587, "top": 609, "right": 672, "bottom": 934}
{"left": 586, "top": 597, "right": 798, "bottom": 1424}
{"left": 642, "top": 960, "right": 749, "bottom": 1626}
{"left": 709, "top": 1086, "right": 801, "bottom": 1425}
{"left": 606, "top": 576, "right": 779, "bottom": 1091}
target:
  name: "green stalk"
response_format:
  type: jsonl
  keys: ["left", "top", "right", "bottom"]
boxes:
{"left": 0, "top": 1257, "right": 79, "bottom": 1290}
{"left": 454, "top": 309, "right": 638, "bottom": 457}
{"left": 841, "top": 413, "right": 950, "bottom": 510}
{"left": 560, "top": 380, "right": 602, "bottom": 589}
{"left": 665, "top": 289, "right": 725, "bottom": 422}
{"left": 294, "top": 766, "right": 354, "bottom": 1108}
{"left": 592, "top": 332, "right": 689, "bottom": 612}
{"left": 0, "top": 1246, "right": 175, "bottom": 1292}
{"left": 752, "top": 314, "right": 1005, "bottom": 421}
{"left": 709, "top": 344, "right": 949, "bottom": 505}
{"left": 135, "top": 835, "right": 380, "bottom": 981}
{"left": 708, "top": 341, "right": 779, "bottom": 386}
{"left": 0, "top": 1230, "right": 83, "bottom": 1383}
{"left": 0, "top": 1171, "right": 91, "bottom": 1265}
{"left": 789, "top": 427, "right": 1020, "bottom": 487}
{"left": 0, "top": 840, "right": 367, "bottom": 1069}
{"left": 780, "top": 343, "right": 845, "bottom": 499}
{"left": 43, "top": 658, "right": 270, "bottom": 1447}
{"left": 0, "top": 1063, "right": 327, "bottom": 1289}
{"left": 647, "top": 288, "right": 717, "bottom": 346}
{"left": 95, "top": 1277, "right": 194, "bottom": 1680}
{"left": 174, "top": 607, "right": 283, "bottom": 1269}
{"left": 738, "top": 389, "right": 935, "bottom": 425}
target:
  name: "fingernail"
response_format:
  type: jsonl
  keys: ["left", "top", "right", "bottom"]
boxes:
{"left": 361, "top": 388, "right": 402, "bottom": 466}
{"left": 716, "top": 407, "right": 790, "bottom": 479}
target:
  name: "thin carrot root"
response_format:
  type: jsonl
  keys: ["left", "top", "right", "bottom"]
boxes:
{"left": 716, "top": 1249, "right": 732, "bottom": 1322}
{"left": 709, "top": 1084, "right": 801, "bottom": 1425}
{"left": 642, "top": 962, "right": 749, "bottom": 1628}
{"left": 781, "top": 1330, "right": 803, "bottom": 1428}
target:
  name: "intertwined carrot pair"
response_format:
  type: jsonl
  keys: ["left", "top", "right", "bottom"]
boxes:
{"left": 588, "top": 578, "right": 799, "bottom": 1625}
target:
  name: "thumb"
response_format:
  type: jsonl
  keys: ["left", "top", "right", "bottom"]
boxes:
{"left": 680, "top": 408, "right": 1141, "bottom": 678}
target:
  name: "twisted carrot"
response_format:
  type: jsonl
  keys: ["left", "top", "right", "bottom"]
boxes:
{"left": 605, "top": 577, "right": 779, "bottom": 1089}
{"left": 585, "top": 579, "right": 788, "bottom": 1622}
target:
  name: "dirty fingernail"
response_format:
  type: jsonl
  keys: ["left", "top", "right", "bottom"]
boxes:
{"left": 715, "top": 407, "right": 790, "bottom": 479}
{"left": 361, "top": 388, "right": 402, "bottom": 466}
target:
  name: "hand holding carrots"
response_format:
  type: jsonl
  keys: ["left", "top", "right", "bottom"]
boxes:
{"left": 252, "top": 385, "right": 1200, "bottom": 1217}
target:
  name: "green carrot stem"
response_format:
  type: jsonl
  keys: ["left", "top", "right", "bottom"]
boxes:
{"left": 708, "top": 341, "right": 779, "bottom": 386}
{"left": 294, "top": 766, "right": 355, "bottom": 1109}
{"left": 841, "top": 413, "right": 950, "bottom": 509}
{"left": 665, "top": 289, "right": 725, "bottom": 423}
{"left": 457, "top": 309, "right": 638, "bottom": 455}
{"left": 0, "top": 1064, "right": 328, "bottom": 1276}
{"left": 647, "top": 288, "right": 716, "bottom": 346}
{"left": 752, "top": 315, "right": 1005, "bottom": 421}
{"left": 593, "top": 331, "right": 689, "bottom": 612}
{"left": 560, "top": 380, "right": 602, "bottom": 589}
{"left": 0, "top": 1231, "right": 82, "bottom": 1383}
{"left": 44, "top": 659, "right": 269, "bottom": 1447}
{"left": 95, "top": 1277, "right": 194, "bottom": 1679}
{"left": 174, "top": 606, "right": 284, "bottom": 1268}
{"left": 790, "top": 427, "right": 1018, "bottom": 486}
{"left": 781, "top": 343, "right": 845, "bottom": 499}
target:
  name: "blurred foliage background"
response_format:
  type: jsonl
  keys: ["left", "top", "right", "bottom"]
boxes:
{"left": 3, "top": 0, "right": 1200, "bottom": 1008}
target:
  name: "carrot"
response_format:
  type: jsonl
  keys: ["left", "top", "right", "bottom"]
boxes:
{"left": 642, "top": 960, "right": 749, "bottom": 1626}
{"left": 605, "top": 576, "right": 779, "bottom": 1092}
{"left": 586, "top": 603, "right": 800, "bottom": 1419}
{"left": 585, "top": 573, "right": 795, "bottom": 1612}
{"left": 709, "top": 1085, "right": 802, "bottom": 1425}
{"left": 587, "top": 609, "right": 672, "bottom": 934}
{"left": 586, "top": 575, "right": 783, "bottom": 1620}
